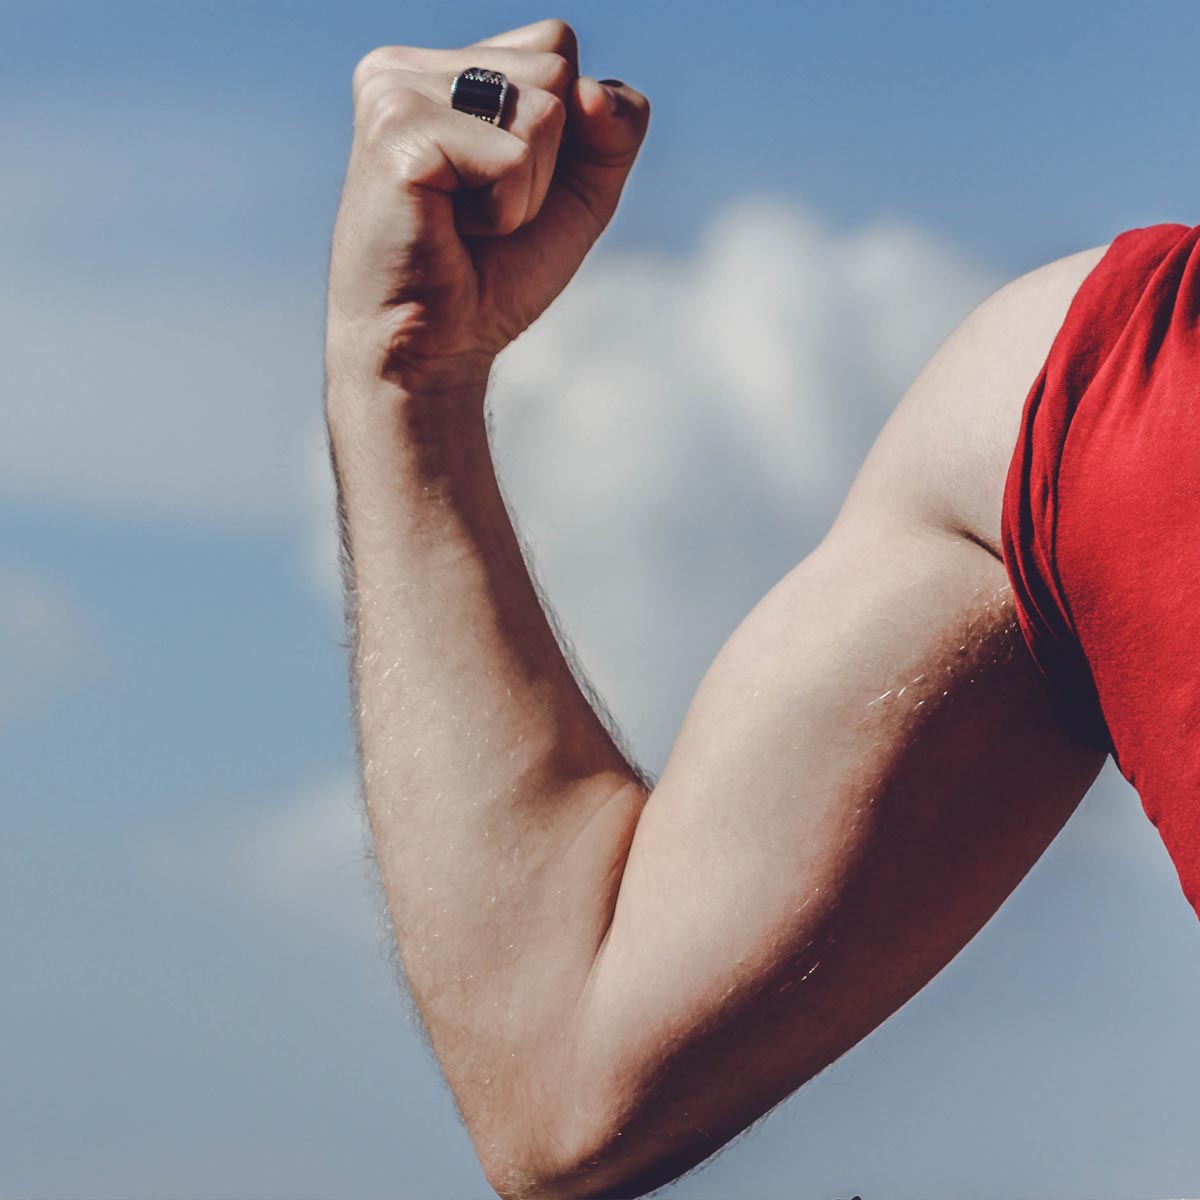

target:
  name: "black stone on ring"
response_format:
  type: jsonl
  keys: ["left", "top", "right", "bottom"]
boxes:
{"left": 450, "top": 67, "right": 510, "bottom": 126}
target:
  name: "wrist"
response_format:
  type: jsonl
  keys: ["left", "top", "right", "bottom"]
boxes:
{"left": 326, "top": 319, "right": 495, "bottom": 398}
{"left": 325, "top": 338, "right": 492, "bottom": 436}
{"left": 325, "top": 359, "right": 496, "bottom": 500}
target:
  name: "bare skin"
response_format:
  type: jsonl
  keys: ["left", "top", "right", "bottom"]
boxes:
{"left": 325, "top": 18, "right": 1112, "bottom": 1199}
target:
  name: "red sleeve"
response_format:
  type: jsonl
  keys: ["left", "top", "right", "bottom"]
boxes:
{"left": 1000, "top": 220, "right": 1200, "bottom": 918}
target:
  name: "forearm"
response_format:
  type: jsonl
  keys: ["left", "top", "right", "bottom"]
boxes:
{"left": 326, "top": 361, "right": 648, "bottom": 1185}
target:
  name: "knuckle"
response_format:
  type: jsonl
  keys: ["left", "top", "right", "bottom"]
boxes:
{"left": 535, "top": 18, "right": 578, "bottom": 58}
{"left": 357, "top": 83, "right": 425, "bottom": 139}
{"left": 352, "top": 46, "right": 400, "bottom": 93}
{"left": 537, "top": 51, "right": 574, "bottom": 95}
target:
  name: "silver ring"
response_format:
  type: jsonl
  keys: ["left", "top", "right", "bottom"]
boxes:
{"left": 450, "top": 67, "right": 510, "bottom": 127}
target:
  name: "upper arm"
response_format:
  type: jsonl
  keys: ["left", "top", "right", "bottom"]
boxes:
{"left": 549, "top": 250, "right": 1113, "bottom": 1197}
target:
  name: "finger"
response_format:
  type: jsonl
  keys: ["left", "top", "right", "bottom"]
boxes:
{"left": 355, "top": 80, "right": 534, "bottom": 237}
{"left": 355, "top": 68, "right": 565, "bottom": 230}
{"left": 557, "top": 75, "right": 652, "bottom": 227}
{"left": 469, "top": 17, "right": 579, "bottom": 78}
{"left": 354, "top": 44, "right": 574, "bottom": 106}
{"left": 472, "top": 74, "right": 649, "bottom": 284}
{"left": 572, "top": 76, "right": 652, "bottom": 156}
{"left": 470, "top": 74, "right": 649, "bottom": 315}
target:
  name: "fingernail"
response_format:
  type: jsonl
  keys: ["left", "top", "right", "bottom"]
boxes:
{"left": 598, "top": 79, "right": 625, "bottom": 117}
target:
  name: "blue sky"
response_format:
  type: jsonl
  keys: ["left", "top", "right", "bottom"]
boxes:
{"left": 6, "top": 2, "right": 1200, "bottom": 1197}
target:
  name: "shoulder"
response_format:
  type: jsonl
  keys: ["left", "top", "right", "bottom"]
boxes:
{"left": 832, "top": 242, "right": 1112, "bottom": 560}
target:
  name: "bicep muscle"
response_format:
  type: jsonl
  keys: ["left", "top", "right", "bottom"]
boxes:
{"left": 567, "top": 511, "right": 1105, "bottom": 1193}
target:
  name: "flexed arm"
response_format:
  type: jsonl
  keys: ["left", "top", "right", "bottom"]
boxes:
{"left": 325, "top": 20, "right": 1108, "bottom": 1198}
{"left": 326, "top": 18, "right": 657, "bottom": 1189}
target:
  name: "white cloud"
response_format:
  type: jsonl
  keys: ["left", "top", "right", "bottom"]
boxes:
{"left": 0, "top": 567, "right": 99, "bottom": 721}
{"left": 486, "top": 198, "right": 1000, "bottom": 760}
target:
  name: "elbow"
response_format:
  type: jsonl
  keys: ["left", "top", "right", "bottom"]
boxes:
{"left": 468, "top": 1075, "right": 657, "bottom": 1195}
{"left": 477, "top": 1099, "right": 678, "bottom": 1200}
{"left": 477, "top": 1115, "right": 615, "bottom": 1200}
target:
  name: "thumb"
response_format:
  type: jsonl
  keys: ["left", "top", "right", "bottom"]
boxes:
{"left": 557, "top": 75, "right": 651, "bottom": 232}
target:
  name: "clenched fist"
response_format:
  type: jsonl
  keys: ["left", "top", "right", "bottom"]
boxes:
{"left": 325, "top": 18, "right": 651, "bottom": 398}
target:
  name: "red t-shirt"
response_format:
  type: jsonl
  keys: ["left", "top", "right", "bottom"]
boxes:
{"left": 1001, "top": 222, "right": 1200, "bottom": 920}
